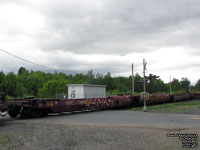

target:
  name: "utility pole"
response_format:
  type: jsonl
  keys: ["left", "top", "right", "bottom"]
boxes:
{"left": 132, "top": 63, "right": 134, "bottom": 95}
{"left": 143, "top": 59, "right": 147, "bottom": 112}
{"left": 189, "top": 85, "right": 192, "bottom": 93}
{"left": 170, "top": 76, "right": 172, "bottom": 95}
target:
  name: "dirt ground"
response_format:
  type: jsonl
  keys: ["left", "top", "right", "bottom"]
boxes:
{"left": 0, "top": 122, "right": 199, "bottom": 150}
{"left": 1, "top": 108, "right": 200, "bottom": 150}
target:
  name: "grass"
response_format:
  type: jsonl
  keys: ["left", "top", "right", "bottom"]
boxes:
{"left": 129, "top": 100, "right": 200, "bottom": 113}
{"left": 0, "top": 135, "right": 12, "bottom": 146}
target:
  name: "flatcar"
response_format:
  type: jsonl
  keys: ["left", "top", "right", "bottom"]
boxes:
{"left": 7, "top": 95, "right": 132, "bottom": 118}
{"left": 2, "top": 92, "right": 200, "bottom": 119}
{"left": 137, "top": 93, "right": 200, "bottom": 106}
{"left": 173, "top": 94, "right": 192, "bottom": 102}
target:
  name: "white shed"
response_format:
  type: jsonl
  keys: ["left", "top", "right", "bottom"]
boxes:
{"left": 67, "top": 84, "right": 106, "bottom": 99}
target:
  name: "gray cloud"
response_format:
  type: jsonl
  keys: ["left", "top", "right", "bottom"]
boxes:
{"left": 1, "top": 0, "right": 200, "bottom": 82}
{"left": 3, "top": 0, "right": 200, "bottom": 55}
{"left": 26, "top": 0, "right": 200, "bottom": 55}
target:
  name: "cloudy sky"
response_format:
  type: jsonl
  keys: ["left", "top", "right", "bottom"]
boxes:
{"left": 0, "top": 0, "right": 200, "bottom": 84}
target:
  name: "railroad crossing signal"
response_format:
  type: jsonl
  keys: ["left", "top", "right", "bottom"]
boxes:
{"left": 148, "top": 74, "right": 160, "bottom": 83}
{"left": 136, "top": 74, "right": 160, "bottom": 85}
{"left": 153, "top": 75, "right": 160, "bottom": 80}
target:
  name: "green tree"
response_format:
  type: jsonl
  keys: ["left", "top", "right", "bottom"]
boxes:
{"left": 0, "top": 71, "right": 5, "bottom": 92}
{"left": 195, "top": 79, "right": 200, "bottom": 91}
{"left": 1, "top": 72, "right": 17, "bottom": 97}
{"left": 15, "top": 82, "right": 28, "bottom": 97}
{"left": 171, "top": 78, "right": 181, "bottom": 92}
{"left": 103, "top": 72, "right": 113, "bottom": 91}
{"left": 16, "top": 67, "right": 29, "bottom": 96}
{"left": 38, "top": 79, "right": 71, "bottom": 98}
{"left": 86, "top": 70, "right": 95, "bottom": 84}
{"left": 147, "top": 79, "right": 167, "bottom": 94}
{"left": 26, "top": 71, "right": 52, "bottom": 96}
{"left": 134, "top": 73, "right": 143, "bottom": 93}
{"left": 18, "top": 67, "right": 29, "bottom": 75}
{"left": 180, "top": 77, "right": 190, "bottom": 92}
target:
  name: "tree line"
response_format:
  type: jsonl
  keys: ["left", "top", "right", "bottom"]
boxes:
{"left": 0, "top": 67, "right": 199, "bottom": 98}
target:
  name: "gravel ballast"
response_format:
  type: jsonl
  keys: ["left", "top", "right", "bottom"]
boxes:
{"left": 1, "top": 110, "right": 200, "bottom": 150}
{"left": 0, "top": 122, "right": 199, "bottom": 150}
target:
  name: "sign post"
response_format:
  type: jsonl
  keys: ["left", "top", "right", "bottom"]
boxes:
{"left": 132, "top": 63, "right": 134, "bottom": 95}
{"left": 143, "top": 59, "right": 147, "bottom": 112}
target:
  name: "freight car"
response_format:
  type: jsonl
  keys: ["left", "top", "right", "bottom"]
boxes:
{"left": 146, "top": 94, "right": 170, "bottom": 105}
{"left": 173, "top": 94, "right": 192, "bottom": 102}
{"left": 137, "top": 93, "right": 200, "bottom": 106}
{"left": 138, "top": 94, "right": 171, "bottom": 106}
{"left": 108, "top": 95, "right": 134, "bottom": 109}
{"left": 7, "top": 95, "right": 133, "bottom": 119}
{"left": 3, "top": 93, "right": 200, "bottom": 119}
{"left": 192, "top": 93, "right": 200, "bottom": 99}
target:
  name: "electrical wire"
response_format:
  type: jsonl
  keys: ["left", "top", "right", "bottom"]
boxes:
{"left": 0, "top": 19, "right": 199, "bottom": 43}
{"left": 0, "top": 48, "right": 80, "bottom": 75}
{"left": 1, "top": 15, "right": 200, "bottom": 37}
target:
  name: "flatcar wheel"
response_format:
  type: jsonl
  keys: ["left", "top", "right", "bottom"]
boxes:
{"left": 8, "top": 107, "right": 20, "bottom": 118}
{"left": 8, "top": 109, "right": 18, "bottom": 118}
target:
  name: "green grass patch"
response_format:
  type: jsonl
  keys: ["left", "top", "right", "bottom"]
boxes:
{"left": 129, "top": 100, "right": 200, "bottom": 113}
{"left": 0, "top": 135, "right": 12, "bottom": 146}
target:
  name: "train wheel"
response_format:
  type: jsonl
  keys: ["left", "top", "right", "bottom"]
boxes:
{"left": 8, "top": 106, "right": 20, "bottom": 118}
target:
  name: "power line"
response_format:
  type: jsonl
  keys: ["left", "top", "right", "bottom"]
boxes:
{"left": 1, "top": 19, "right": 199, "bottom": 43}
{"left": 0, "top": 48, "right": 47, "bottom": 68}
{"left": 3, "top": 14, "right": 200, "bottom": 31}
{"left": 1, "top": 15, "right": 200, "bottom": 36}
{"left": 0, "top": 48, "right": 79, "bottom": 75}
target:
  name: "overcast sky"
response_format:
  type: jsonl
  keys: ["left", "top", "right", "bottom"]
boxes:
{"left": 0, "top": 0, "right": 200, "bottom": 84}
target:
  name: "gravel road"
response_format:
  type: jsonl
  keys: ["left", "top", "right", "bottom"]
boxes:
{"left": 0, "top": 110, "right": 199, "bottom": 150}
